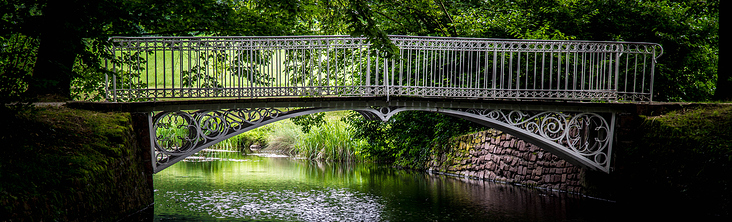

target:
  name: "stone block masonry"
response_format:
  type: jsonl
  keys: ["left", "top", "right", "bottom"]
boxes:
{"left": 427, "top": 129, "right": 586, "bottom": 193}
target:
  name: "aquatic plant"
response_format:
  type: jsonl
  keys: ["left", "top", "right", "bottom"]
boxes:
{"left": 293, "top": 120, "right": 366, "bottom": 162}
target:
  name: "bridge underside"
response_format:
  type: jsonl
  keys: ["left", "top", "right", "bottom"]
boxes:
{"left": 69, "top": 97, "right": 630, "bottom": 174}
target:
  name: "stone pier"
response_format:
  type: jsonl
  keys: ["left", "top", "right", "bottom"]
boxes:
{"left": 427, "top": 129, "right": 586, "bottom": 193}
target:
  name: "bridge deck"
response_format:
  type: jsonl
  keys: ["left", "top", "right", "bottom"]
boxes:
{"left": 68, "top": 96, "right": 644, "bottom": 113}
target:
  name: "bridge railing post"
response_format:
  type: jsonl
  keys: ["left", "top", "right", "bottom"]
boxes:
{"left": 614, "top": 51, "right": 621, "bottom": 101}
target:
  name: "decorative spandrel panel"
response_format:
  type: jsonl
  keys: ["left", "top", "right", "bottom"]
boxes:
{"left": 151, "top": 108, "right": 288, "bottom": 172}
{"left": 355, "top": 107, "right": 615, "bottom": 172}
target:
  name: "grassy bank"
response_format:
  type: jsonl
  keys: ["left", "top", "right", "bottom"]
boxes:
{"left": 293, "top": 120, "right": 366, "bottom": 162}
{"left": 615, "top": 104, "right": 732, "bottom": 218}
{"left": 265, "top": 112, "right": 366, "bottom": 162}
{"left": 209, "top": 111, "right": 366, "bottom": 162}
{"left": 0, "top": 106, "right": 153, "bottom": 221}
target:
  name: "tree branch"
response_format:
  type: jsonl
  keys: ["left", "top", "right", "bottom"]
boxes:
{"left": 437, "top": 0, "right": 457, "bottom": 36}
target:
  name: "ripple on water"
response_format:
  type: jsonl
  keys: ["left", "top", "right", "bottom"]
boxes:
{"left": 161, "top": 188, "right": 384, "bottom": 221}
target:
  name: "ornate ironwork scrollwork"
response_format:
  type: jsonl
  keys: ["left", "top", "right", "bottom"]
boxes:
{"left": 151, "top": 108, "right": 285, "bottom": 171}
{"left": 459, "top": 109, "right": 612, "bottom": 171}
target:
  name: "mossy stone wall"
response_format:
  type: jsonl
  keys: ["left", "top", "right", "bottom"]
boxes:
{"left": 1, "top": 106, "right": 154, "bottom": 221}
{"left": 427, "top": 129, "right": 586, "bottom": 193}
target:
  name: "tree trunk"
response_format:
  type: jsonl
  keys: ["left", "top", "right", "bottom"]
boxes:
{"left": 716, "top": 67, "right": 731, "bottom": 101}
{"left": 713, "top": 1, "right": 730, "bottom": 101}
{"left": 28, "top": 0, "right": 80, "bottom": 101}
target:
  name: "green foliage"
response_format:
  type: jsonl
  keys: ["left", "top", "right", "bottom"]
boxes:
{"left": 291, "top": 112, "right": 326, "bottom": 133}
{"left": 358, "top": 0, "right": 719, "bottom": 101}
{"left": 226, "top": 129, "right": 268, "bottom": 151}
{"left": 0, "top": 34, "right": 37, "bottom": 103}
{"left": 177, "top": 112, "right": 366, "bottom": 162}
{"left": 345, "top": 111, "right": 486, "bottom": 168}
{"left": 294, "top": 119, "right": 366, "bottom": 162}
{"left": 265, "top": 120, "right": 303, "bottom": 153}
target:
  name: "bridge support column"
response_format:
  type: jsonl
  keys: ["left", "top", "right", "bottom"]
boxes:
{"left": 130, "top": 112, "right": 155, "bottom": 192}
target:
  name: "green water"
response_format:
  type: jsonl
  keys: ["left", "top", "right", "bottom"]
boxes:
{"left": 153, "top": 150, "right": 615, "bottom": 221}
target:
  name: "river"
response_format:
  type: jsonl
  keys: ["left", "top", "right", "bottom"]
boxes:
{"left": 152, "top": 149, "right": 617, "bottom": 221}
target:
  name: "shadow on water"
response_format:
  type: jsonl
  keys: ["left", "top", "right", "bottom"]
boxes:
{"left": 150, "top": 150, "right": 617, "bottom": 221}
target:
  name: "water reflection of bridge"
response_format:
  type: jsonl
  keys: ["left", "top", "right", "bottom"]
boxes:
{"left": 77, "top": 35, "right": 663, "bottom": 173}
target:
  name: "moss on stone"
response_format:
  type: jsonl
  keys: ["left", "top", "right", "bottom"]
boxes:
{"left": 615, "top": 104, "right": 732, "bottom": 218}
{"left": 0, "top": 106, "right": 152, "bottom": 221}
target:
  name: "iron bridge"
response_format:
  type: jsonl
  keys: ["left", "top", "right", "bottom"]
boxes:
{"left": 102, "top": 35, "right": 662, "bottom": 174}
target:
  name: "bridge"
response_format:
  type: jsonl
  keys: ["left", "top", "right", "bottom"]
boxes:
{"left": 73, "top": 35, "right": 663, "bottom": 174}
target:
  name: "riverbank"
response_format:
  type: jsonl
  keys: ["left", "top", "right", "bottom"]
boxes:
{"left": 0, "top": 105, "right": 153, "bottom": 221}
{"left": 613, "top": 104, "right": 732, "bottom": 219}
{"left": 425, "top": 104, "right": 731, "bottom": 219}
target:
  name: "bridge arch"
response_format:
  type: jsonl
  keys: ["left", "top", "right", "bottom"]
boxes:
{"left": 152, "top": 107, "right": 348, "bottom": 173}
{"left": 151, "top": 105, "right": 614, "bottom": 173}
{"left": 353, "top": 107, "right": 613, "bottom": 172}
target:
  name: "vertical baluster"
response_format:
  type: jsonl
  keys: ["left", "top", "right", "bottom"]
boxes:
{"left": 581, "top": 50, "right": 586, "bottom": 93}
{"left": 642, "top": 53, "right": 648, "bottom": 98}
{"left": 523, "top": 48, "right": 528, "bottom": 94}
{"left": 375, "top": 52, "right": 380, "bottom": 94}
{"left": 510, "top": 49, "right": 515, "bottom": 94}
{"left": 533, "top": 51, "right": 537, "bottom": 91}
{"left": 623, "top": 48, "right": 629, "bottom": 99}
{"left": 573, "top": 49, "right": 578, "bottom": 98}
{"left": 384, "top": 54, "right": 388, "bottom": 98}
{"left": 539, "top": 48, "right": 546, "bottom": 91}
{"left": 424, "top": 44, "right": 429, "bottom": 93}
{"left": 515, "top": 50, "right": 520, "bottom": 96}
{"left": 112, "top": 42, "right": 118, "bottom": 101}
{"left": 468, "top": 48, "right": 474, "bottom": 93}
{"left": 438, "top": 43, "right": 443, "bottom": 92}
{"left": 179, "top": 39, "right": 184, "bottom": 97}
{"left": 326, "top": 39, "right": 330, "bottom": 95}
{"left": 460, "top": 45, "right": 465, "bottom": 95}
{"left": 492, "top": 47, "right": 497, "bottom": 98}
{"left": 613, "top": 48, "right": 620, "bottom": 100}
{"left": 399, "top": 45, "right": 403, "bottom": 95}
{"left": 407, "top": 45, "right": 412, "bottom": 94}
{"left": 550, "top": 45, "right": 555, "bottom": 93}
{"left": 366, "top": 43, "right": 371, "bottom": 88}
{"left": 500, "top": 50, "right": 505, "bottom": 96}
{"left": 358, "top": 40, "right": 364, "bottom": 93}
{"left": 556, "top": 44, "right": 561, "bottom": 93}
{"left": 649, "top": 46, "right": 657, "bottom": 101}
{"left": 143, "top": 40, "right": 149, "bottom": 100}
{"left": 564, "top": 45, "right": 571, "bottom": 98}
{"left": 484, "top": 43, "right": 489, "bottom": 95}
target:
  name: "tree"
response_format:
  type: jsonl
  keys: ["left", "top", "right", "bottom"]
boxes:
{"left": 345, "top": 111, "right": 485, "bottom": 167}
{"left": 2, "top": 0, "right": 327, "bottom": 101}
{"left": 714, "top": 0, "right": 729, "bottom": 101}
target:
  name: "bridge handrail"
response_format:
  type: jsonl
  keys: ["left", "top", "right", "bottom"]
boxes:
{"left": 104, "top": 35, "right": 662, "bottom": 102}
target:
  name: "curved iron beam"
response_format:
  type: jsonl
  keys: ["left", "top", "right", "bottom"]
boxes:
{"left": 151, "top": 107, "right": 346, "bottom": 173}
{"left": 151, "top": 106, "right": 614, "bottom": 173}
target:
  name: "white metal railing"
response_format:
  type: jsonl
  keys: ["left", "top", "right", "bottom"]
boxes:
{"left": 105, "top": 35, "right": 662, "bottom": 102}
